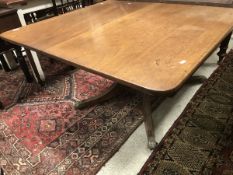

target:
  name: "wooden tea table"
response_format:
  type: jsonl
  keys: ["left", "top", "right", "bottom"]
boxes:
{"left": 1, "top": 0, "right": 233, "bottom": 149}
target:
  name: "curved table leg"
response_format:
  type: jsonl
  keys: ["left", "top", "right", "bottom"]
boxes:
{"left": 75, "top": 83, "right": 122, "bottom": 109}
{"left": 142, "top": 93, "right": 157, "bottom": 149}
{"left": 187, "top": 75, "right": 207, "bottom": 84}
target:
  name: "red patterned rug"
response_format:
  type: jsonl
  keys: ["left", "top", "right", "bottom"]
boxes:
{"left": 0, "top": 68, "right": 25, "bottom": 109}
{"left": 0, "top": 56, "right": 71, "bottom": 109}
{"left": 139, "top": 50, "right": 233, "bottom": 175}
{"left": 0, "top": 57, "right": 143, "bottom": 174}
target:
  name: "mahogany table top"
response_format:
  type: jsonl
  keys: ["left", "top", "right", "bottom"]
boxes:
{"left": 1, "top": 0, "right": 233, "bottom": 93}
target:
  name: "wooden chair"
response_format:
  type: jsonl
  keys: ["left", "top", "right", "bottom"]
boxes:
{"left": 0, "top": 7, "right": 32, "bottom": 80}
{"left": 0, "top": 7, "right": 33, "bottom": 110}
{"left": 51, "top": 0, "right": 83, "bottom": 15}
{"left": 22, "top": 0, "right": 85, "bottom": 24}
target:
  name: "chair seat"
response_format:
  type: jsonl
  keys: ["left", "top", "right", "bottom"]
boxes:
{"left": 0, "top": 0, "right": 27, "bottom": 7}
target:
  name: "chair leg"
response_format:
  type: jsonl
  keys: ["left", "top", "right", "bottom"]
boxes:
{"left": 0, "top": 167, "right": 4, "bottom": 175}
{"left": 4, "top": 50, "right": 18, "bottom": 70}
{"left": 14, "top": 46, "right": 33, "bottom": 83}
{"left": 0, "top": 101, "right": 3, "bottom": 110}
{"left": 25, "top": 49, "right": 45, "bottom": 86}
{"left": 51, "top": 0, "right": 59, "bottom": 15}
{"left": 0, "top": 54, "right": 11, "bottom": 72}
{"left": 217, "top": 32, "right": 232, "bottom": 64}
{"left": 82, "top": 0, "right": 86, "bottom": 7}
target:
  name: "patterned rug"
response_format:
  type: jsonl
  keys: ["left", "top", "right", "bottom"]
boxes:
{"left": 0, "top": 57, "right": 143, "bottom": 175}
{"left": 139, "top": 50, "right": 233, "bottom": 175}
{"left": 0, "top": 68, "right": 25, "bottom": 110}
{"left": 0, "top": 56, "right": 71, "bottom": 109}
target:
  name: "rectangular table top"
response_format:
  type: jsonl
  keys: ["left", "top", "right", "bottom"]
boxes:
{"left": 1, "top": 0, "right": 233, "bottom": 93}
